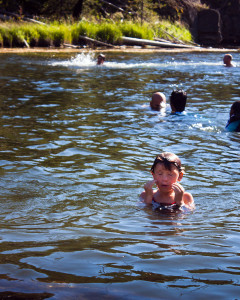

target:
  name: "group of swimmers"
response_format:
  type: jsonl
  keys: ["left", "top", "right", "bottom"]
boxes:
{"left": 142, "top": 54, "right": 240, "bottom": 212}
{"left": 150, "top": 90, "right": 187, "bottom": 115}
{"left": 146, "top": 89, "right": 240, "bottom": 212}
{"left": 144, "top": 91, "right": 192, "bottom": 213}
{"left": 150, "top": 88, "right": 240, "bottom": 132}
{"left": 95, "top": 52, "right": 239, "bottom": 212}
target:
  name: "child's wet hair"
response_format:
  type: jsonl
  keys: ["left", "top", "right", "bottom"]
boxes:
{"left": 151, "top": 152, "right": 184, "bottom": 173}
{"left": 170, "top": 89, "right": 187, "bottom": 112}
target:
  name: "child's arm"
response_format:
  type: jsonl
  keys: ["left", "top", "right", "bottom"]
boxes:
{"left": 172, "top": 183, "right": 185, "bottom": 206}
{"left": 140, "top": 180, "right": 155, "bottom": 204}
{"left": 172, "top": 183, "right": 194, "bottom": 209}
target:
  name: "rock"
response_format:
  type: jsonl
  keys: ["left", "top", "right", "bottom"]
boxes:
{"left": 220, "top": 0, "right": 240, "bottom": 44}
{"left": 197, "top": 9, "right": 222, "bottom": 45}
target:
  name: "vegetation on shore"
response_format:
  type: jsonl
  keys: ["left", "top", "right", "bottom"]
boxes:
{"left": 0, "top": 19, "right": 193, "bottom": 48}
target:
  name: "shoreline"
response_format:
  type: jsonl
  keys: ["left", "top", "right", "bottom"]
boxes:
{"left": 0, "top": 46, "right": 239, "bottom": 54}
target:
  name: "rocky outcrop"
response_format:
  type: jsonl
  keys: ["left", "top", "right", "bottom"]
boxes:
{"left": 196, "top": 0, "right": 240, "bottom": 46}
{"left": 159, "top": 0, "right": 240, "bottom": 46}
{"left": 220, "top": 0, "right": 240, "bottom": 45}
{"left": 197, "top": 9, "right": 222, "bottom": 45}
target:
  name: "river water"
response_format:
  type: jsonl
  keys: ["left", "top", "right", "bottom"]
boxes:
{"left": 0, "top": 50, "right": 239, "bottom": 299}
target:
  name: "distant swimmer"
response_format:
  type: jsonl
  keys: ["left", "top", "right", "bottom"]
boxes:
{"left": 225, "top": 101, "right": 240, "bottom": 132}
{"left": 223, "top": 54, "right": 234, "bottom": 67}
{"left": 150, "top": 92, "right": 166, "bottom": 111}
{"left": 97, "top": 54, "right": 106, "bottom": 65}
{"left": 170, "top": 89, "right": 187, "bottom": 115}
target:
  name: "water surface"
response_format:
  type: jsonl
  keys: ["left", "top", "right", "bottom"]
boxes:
{"left": 0, "top": 51, "right": 239, "bottom": 299}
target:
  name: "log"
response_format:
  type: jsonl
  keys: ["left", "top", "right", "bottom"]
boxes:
{"left": 154, "top": 37, "right": 200, "bottom": 47}
{"left": 79, "top": 35, "right": 115, "bottom": 48}
{"left": 22, "top": 38, "right": 30, "bottom": 48}
{"left": 121, "top": 36, "right": 198, "bottom": 48}
{"left": 63, "top": 43, "right": 81, "bottom": 49}
{"left": 0, "top": 10, "right": 47, "bottom": 25}
{"left": 157, "top": 28, "right": 186, "bottom": 45}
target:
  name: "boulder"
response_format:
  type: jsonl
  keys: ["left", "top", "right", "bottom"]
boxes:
{"left": 220, "top": 0, "right": 240, "bottom": 44}
{"left": 197, "top": 9, "right": 222, "bottom": 45}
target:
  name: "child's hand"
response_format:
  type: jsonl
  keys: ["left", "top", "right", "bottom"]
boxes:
{"left": 144, "top": 180, "right": 156, "bottom": 195}
{"left": 142, "top": 180, "right": 156, "bottom": 204}
{"left": 172, "top": 183, "right": 185, "bottom": 206}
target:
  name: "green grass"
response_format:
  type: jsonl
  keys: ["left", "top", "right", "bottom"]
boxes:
{"left": 0, "top": 19, "right": 193, "bottom": 48}
{"left": 71, "top": 21, "right": 97, "bottom": 44}
{"left": 153, "top": 20, "right": 193, "bottom": 43}
{"left": 95, "top": 23, "right": 122, "bottom": 44}
{"left": 119, "top": 21, "right": 154, "bottom": 40}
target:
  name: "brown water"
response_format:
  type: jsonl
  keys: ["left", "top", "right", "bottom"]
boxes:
{"left": 0, "top": 51, "right": 239, "bottom": 299}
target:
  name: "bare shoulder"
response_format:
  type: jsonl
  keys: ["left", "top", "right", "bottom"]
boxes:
{"left": 183, "top": 192, "right": 195, "bottom": 209}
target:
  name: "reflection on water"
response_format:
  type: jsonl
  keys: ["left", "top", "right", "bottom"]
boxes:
{"left": 0, "top": 51, "right": 240, "bottom": 299}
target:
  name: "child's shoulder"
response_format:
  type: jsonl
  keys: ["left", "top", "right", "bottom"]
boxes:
{"left": 183, "top": 192, "right": 195, "bottom": 209}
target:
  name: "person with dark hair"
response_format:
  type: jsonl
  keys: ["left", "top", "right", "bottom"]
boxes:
{"left": 140, "top": 152, "right": 194, "bottom": 211}
{"left": 225, "top": 101, "right": 240, "bottom": 132}
{"left": 223, "top": 54, "right": 234, "bottom": 67}
{"left": 170, "top": 90, "right": 187, "bottom": 114}
{"left": 97, "top": 54, "right": 106, "bottom": 65}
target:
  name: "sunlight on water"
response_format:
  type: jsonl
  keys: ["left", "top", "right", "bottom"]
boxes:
{"left": 50, "top": 52, "right": 96, "bottom": 67}
{"left": 0, "top": 51, "right": 240, "bottom": 299}
{"left": 49, "top": 52, "right": 222, "bottom": 70}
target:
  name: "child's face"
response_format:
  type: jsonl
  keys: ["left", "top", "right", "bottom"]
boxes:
{"left": 152, "top": 162, "right": 182, "bottom": 192}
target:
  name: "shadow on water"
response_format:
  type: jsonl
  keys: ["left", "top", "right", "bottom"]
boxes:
{"left": 0, "top": 51, "right": 240, "bottom": 299}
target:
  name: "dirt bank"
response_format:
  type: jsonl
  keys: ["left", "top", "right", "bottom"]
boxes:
{"left": 0, "top": 46, "right": 239, "bottom": 54}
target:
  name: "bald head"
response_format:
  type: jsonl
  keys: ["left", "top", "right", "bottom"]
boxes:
{"left": 150, "top": 92, "right": 166, "bottom": 110}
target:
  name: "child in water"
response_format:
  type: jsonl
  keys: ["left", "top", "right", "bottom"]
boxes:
{"left": 140, "top": 152, "right": 194, "bottom": 211}
{"left": 225, "top": 101, "right": 240, "bottom": 132}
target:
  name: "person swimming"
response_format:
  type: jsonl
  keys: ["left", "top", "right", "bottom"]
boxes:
{"left": 140, "top": 152, "right": 195, "bottom": 211}
{"left": 170, "top": 90, "right": 187, "bottom": 115}
{"left": 150, "top": 92, "right": 166, "bottom": 111}
{"left": 97, "top": 54, "right": 106, "bottom": 65}
{"left": 223, "top": 54, "right": 234, "bottom": 67}
{"left": 225, "top": 101, "right": 240, "bottom": 132}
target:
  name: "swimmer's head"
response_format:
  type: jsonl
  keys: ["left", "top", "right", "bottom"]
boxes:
{"left": 97, "top": 54, "right": 106, "bottom": 65}
{"left": 150, "top": 92, "right": 166, "bottom": 111}
{"left": 150, "top": 152, "right": 184, "bottom": 174}
{"left": 230, "top": 100, "right": 240, "bottom": 117}
{"left": 223, "top": 54, "right": 233, "bottom": 67}
{"left": 170, "top": 90, "right": 187, "bottom": 113}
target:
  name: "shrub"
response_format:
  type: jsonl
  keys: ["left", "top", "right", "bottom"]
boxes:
{"left": 95, "top": 22, "right": 121, "bottom": 44}
{"left": 119, "top": 21, "right": 154, "bottom": 40}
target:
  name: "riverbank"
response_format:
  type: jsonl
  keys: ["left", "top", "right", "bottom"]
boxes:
{"left": 0, "top": 46, "right": 239, "bottom": 54}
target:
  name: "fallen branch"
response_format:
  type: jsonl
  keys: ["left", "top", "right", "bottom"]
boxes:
{"left": 63, "top": 43, "right": 81, "bottom": 49}
{"left": 0, "top": 10, "right": 47, "bottom": 25}
{"left": 22, "top": 38, "right": 29, "bottom": 48}
{"left": 79, "top": 35, "right": 115, "bottom": 48}
{"left": 158, "top": 28, "right": 186, "bottom": 45}
{"left": 98, "top": 0, "right": 124, "bottom": 12}
{"left": 156, "top": 29, "right": 200, "bottom": 47}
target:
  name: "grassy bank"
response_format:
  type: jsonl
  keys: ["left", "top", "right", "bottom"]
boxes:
{"left": 0, "top": 20, "right": 193, "bottom": 48}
